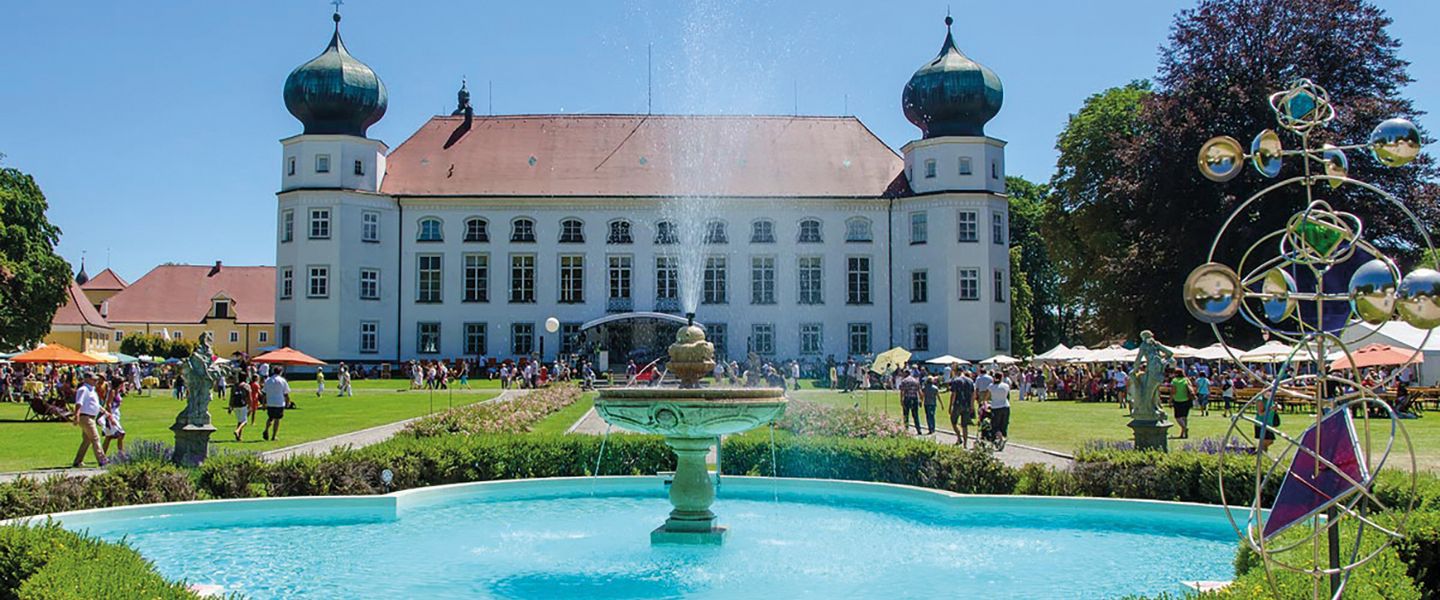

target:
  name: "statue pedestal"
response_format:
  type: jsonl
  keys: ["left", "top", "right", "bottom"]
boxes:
{"left": 1127, "top": 418, "right": 1172, "bottom": 451}
{"left": 652, "top": 436, "right": 728, "bottom": 545}
{"left": 171, "top": 424, "right": 216, "bottom": 467}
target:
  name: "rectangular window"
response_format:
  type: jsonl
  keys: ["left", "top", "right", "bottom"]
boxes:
{"left": 417, "top": 322, "right": 440, "bottom": 354}
{"left": 559, "top": 255, "right": 585, "bottom": 304}
{"left": 708, "top": 323, "right": 728, "bottom": 358}
{"left": 463, "top": 254, "right": 489, "bottom": 302}
{"left": 846, "top": 256, "right": 871, "bottom": 305}
{"left": 361, "top": 211, "right": 380, "bottom": 243}
{"left": 172, "top": 331, "right": 184, "bottom": 340}
{"left": 281, "top": 210, "right": 294, "bottom": 243}
{"left": 259, "top": 330, "right": 270, "bottom": 343}
{"left": 607, "top": 255, "right": 632, "bottom": 310}
{"left": 798, "top": 256, "right": 823, "bottom": 305}
{"left": 993, "top": 212, "right": 1006, "bottom": 245}
{"left": 114, "top": 331, "right": 123, "bottom": 342}
{"left": 924, "top": 158, "right": 937, "bottom": 178}
{"left": 212, "top": 300, "right": 230, "bottom": 319}
{"left": 280, "top": 267, "right": 293, "bottom": 299}
{"left": 309, "top": 208, "right": 330, "bottom": 240}
{"left": 416, "top": 254, "right": 443, "bottom": 303}
{"left": 958, "top": 211, "right": 978, "bottom": 242}
{"left": 353, "top": 159, "right": 364, "bottom": 176}
{"left": 848, "top": 323, "right": 871, "bottom": 357}
{"left": 509, "top": 255, "right": 535, "bottom": 304}
{"left": 994, "top": 269, "right": 1006, "bottom": 303}
{"left": 992, "top": 160, "right": 1000, "bottom": 179}
{"left": 800, "top": 323, "right": 823, "bottom": 355}
{"left": 360, "top": 268, "right": 380, "bottom": 300}
{"left": 959, "top": 156, "right": 973, "bottom": 175}
{"left": 287, "top": 156, "right": 296, "bottom": 176}
{"left": 228, "top": 331, "right": 239, "bottom": 343}
{"left": 995, "top": 322, "right": 1010, "bottom": 352}
{"left": 560, "top": 322, "right": 581, "bottom": 355}
{"left": 913, "top": 324, "right": 930, "bottom": 352}
{"left": 751, "top": 256, "right": 775, "bottom": 305}
{"left": 702, "top": 256, "right": 727, "bottom": 305}
{"left": 911, "top": 270, "right": 928, "bottom": 303}
{"left": 464, "top": 322, "right": 487, "bottom": 356}
{"left": 751, "top": 323, "right": 775, "bottom": 355}
{"left": 278, "top": 325, "right": 289, "bottom": 347}
{"left": 511, "top": 322, "right": 534, "bottom": 356}
{"left": 307, "top": 265, "right": 329, "bottom": 298}
{"left": 959, "top": 267, "right": 980, "bottom": 301}
{"left": 359, "top": 321, "right": 377, "bottom": 354}
{"left": 315, "top": 154, "right": 330, "bottom": 173}
{"left": 655, "top": 256, "right": 678, "bottom": 310}
{"left": 910, "top": 211, "right": 927, "bottom": 245}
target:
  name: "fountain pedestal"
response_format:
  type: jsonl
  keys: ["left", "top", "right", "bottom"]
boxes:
{"left": 653, "top": 436, "right": 727, "bottom": 544}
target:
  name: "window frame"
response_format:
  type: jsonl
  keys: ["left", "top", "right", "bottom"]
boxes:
{"left": 417, "top": 217, "right": 444, "bottom": 243}
{"left": 844, "top": 217, "right": 873, "bottom": 243}
{"left": 750, "top": 219, "right": 775, "bottom": 244}
{"left": 924, "top": 158, "right": 937, "bottom": 179}
{"left": 846, "top": 255, "right": 872, "bottom": 305}
{"left": 654, "top": 221, "right": 679, "bottom": 245}
{"left": 559, "top": 218, "right": 585, "bottom": 244}
{"left": 279, "top": 267, "right": 293, "bottom": 300}
{"left": 958, "top": 156, "right": 973, "bottom": 175}
{"left": 415, "top": 254, "right": 443, "bottom": 303}
{"left": 359, "top": 268, "right": 380, "bottom": 300}
{"left": 911, "top": 269, "right": 928, "bottom": 303}
{"left": 306, "top": 265, "right": 329, "bottom": 299}
{"left": 607, "top": 220, "right": 634, "bottom": 244}
{"left": 702, "top": 256, "right": 727, "bottom": 305}
{"left": 463, "top": 322, "right": 487, "bottom": 356}
{"left": 510, "top": 218, "right": 537, "bottom": 243}
{"left": 359, "top": 321, "right": 378, "bottom": 354}
{"left": 607, "top": 255, "right": 633, "bottom": 301}
{"left": 797, "top": 256, "right": 823, "bottom": 305}
{"left": 994, "top": 268, "right": 1007, "bottom": 303}
{"left": 558, "top": 254, "right": 585, "bottom": 304}
{"left": 464, "top": 218, "right": 490, "bottom": 243}
{"left": 509, "top": 254, "right": 536, "bottom": 304}
{"left": 353, "top": 159, "right": 365, "bottom": 176}
{"left": 958, "top": 210, "right": 979, "bottom": 243}
{"left": 913, "top": 324, "right": 930, "bottom": 352}
{"left": 847, "top": 322, "right": 871, "bottom": 357}
{"left": 704, "top": 220, "right": 729, "bottom": 245}
{"left": 750, "top": 323, "right": 775, "bottom": 355}
{"left": 797, "top": 219, "right": 823, "bottom": 244}
{"left": 463, "top": 253, "right": 489, "bottom": 303}
{"left": 361, "top": 210, "right": 380, "bottom": 243}
{"left": 799, "top": 322, "right": 823, "bottom": 355}
{"left": 416, "top": 322, "right": 441, "bottom": 354}
{"left": 511, "top": 322, "right": 535, "bottom": 356}
{"left": 993, "top": 212, "right": 1007, "bottom": 245}
{"left": 750, "top": 255, "right": 776, "bottom": 305}
{"left": 315, "top": 154, "right": 330, "bottom": 173}
{"left": 958, "top": 267, "right": 980, "bottom": 301}
{"left": 281, "top": 209, "right": 294, "bottom": 243}
{"left": 909, "top": 211, "right": 928, "bottom": 245}
{"left": 308, "top": 208, "right": 331, "bottom": 240}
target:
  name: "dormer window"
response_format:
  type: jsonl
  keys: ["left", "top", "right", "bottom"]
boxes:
{"left": 924, "top": 159, "right": 937, "bottom": 179}
{"left": 798, "top": 219, "right": 823, "bottom": 243}
{"left": 354, "top": 160, "right": 365, "bottom": 176}
{"left": 417, "top": 217, "right": 444, "bottom": 242}
{"left": 654, "top": 221, "right": 678, "bottom": 245}
{"left": 316, "top": 154, "right": 331, "bottom": 173}
{"left": 464, "top": 218, "right": 489, "bottom": 242}
{"left": 750, "top": 219, "right": 775, "bottom": 244}
{"left": 559, "top": 218, "right": 585, "bottom": 243}
{"left": 704, "top": 221, "right": 728, "bottom": 244}
{"left": 212, "top": 300, "right": 231, "bottom": 319}
{"left": 511, "top": 218, "right": 536, "bottom": 243}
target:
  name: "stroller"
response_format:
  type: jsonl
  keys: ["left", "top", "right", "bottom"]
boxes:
{"left": 975, "top": 401, "right": 1007, "bottom": 451}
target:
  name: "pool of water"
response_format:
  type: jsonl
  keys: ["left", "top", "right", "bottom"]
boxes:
{"left": 58, "top": 477, "right": 1235, "bottom": 598}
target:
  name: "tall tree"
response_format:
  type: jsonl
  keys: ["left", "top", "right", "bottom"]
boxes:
{"left": 1008, "top": 246, "right": 1035, "bottom": 357}
{"left": 1051, "top": 0, "right": 1438, "bottom": 345}
{"left": 1006, "top": 175, "right": 1066, "bottom": 351}
{"left": 0, "top": 163, "right": 70, "bottom": 350}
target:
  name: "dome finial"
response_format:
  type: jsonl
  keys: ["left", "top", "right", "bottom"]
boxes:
{"left": 283, "top": 0, "right": 387, "bottom": 136}
{"left": 331, "top": 0, "right": 344, "bottom": 23}
{"left": 945, "top": 6, "right": 953, "bottom": 28}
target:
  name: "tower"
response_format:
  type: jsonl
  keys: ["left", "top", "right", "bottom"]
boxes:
{"left": 894, "top": 15, "right": 1011, "bottom": 358}
{"left": 274, "top": 8, "right": 395, "bottom": 359}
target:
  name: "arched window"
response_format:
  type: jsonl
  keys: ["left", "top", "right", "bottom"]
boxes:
{"left": 607, "top": 220, "right": 633, "bottom": 244}
{"left": 750, "top": 219, "right": 775, "bottom": 244}
{"left": 464, "top": 218, "right": 489, "bottom": 242}
{"left": 704, "top": 220, "right": 728, "bottom": 244}
{"left": 417, "top": 217, "right": 444, "bottom": 242}
{"left": 559, "top": 218, "right": 585, "bottom": 243}
{"left": 654, "top": 221, "right": 678, "bottom": 245}
{"left": 845, "top": 217, "right": 873, "bottom": 243}
{"left": 511, "top": 218, "right": 536, "bottom": 243}
{"left": 798, "top": 219, "right": 823, "bottom": 243}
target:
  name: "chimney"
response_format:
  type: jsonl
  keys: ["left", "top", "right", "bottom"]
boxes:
{"left": 210, "top": 261, "right": 222, "bottom": 276}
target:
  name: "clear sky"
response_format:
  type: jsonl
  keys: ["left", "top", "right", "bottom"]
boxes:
{"left": 1, "top": 1, "right": 1435, "bottom": 283}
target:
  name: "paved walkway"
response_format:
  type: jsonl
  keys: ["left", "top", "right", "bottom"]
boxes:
{"left": 0, "top": 390, "right": 525, "bottom": 483}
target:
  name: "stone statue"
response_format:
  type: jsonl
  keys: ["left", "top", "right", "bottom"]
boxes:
{"left": 1129, "top": 330, "right": 1174, "bottom": 421}
{"left": 176, "top": 332, "right": 223, "bottom": 428}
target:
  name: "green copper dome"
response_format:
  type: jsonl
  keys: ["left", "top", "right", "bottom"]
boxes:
{"left": 283, "top": 13, "right": 387, "bottom": 137}
{"left": 902, "top": 16, "right": 1003, "bottom": 138}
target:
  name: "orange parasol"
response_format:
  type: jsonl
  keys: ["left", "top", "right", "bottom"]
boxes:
{"left": 1328, "top": 343, "right": 1423, "bottom": 371}
{"left": 10, "top": 344, "right": 103, "bottom": 365}
{"left": 251, "top": 347, "right": 326, "bottom": 366}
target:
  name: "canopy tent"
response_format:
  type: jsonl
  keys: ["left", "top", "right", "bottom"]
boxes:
{"left": 111, "top": 352, "right": 140, "bottom": 364}
{"left": 979, "top": 354, "right": 1019, "bottom": 365}
{"left": 11, "top": 344, "right": 103, "bottom": 365}
{"left": 1168, "top": 345, "right": 1201, "bottom": 359}
{"left": 1239, "top": 341, "right": 1317, "bottom": 364}
{"left": 1341, "top": 321, "right": 1440, "bottom": 386}
{"left": 82, "top": 351, "right": 119, "bottom": 364}
{"left": 1189, "top": 343, "right": 1243, "bottom": 361}
{"left": 1031, "top": 344, "right": 1071, "bottom": 362}
{"left": 252, "top": 347, "right": 326, "bottom": 367}
{"left": 1079, "top": 345, "right": 1134, "bottom": 363}
{"left": 1329, "top": 343, "right": 1424, "bottom": 372}
{"left": 924, "top": 354, "right": 970, "bottom": 366}
{"left": 1053, "top": 345, "right": 1090, "bottom": 362}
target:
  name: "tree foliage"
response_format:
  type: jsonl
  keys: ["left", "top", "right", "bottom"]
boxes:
{"left": 0, "top": 165, "right": 70, "bottom": 350}
{"left": 1048, "top": 0, "right": 1438, "bottom": 344}
{"left": 118, "top": 333, "right": 196, "bottom": 360}
{"left": 1006, "top": 175, "right": 1066, "bottom": 351}
{"left": 1008, "top": 246, "right": 1035, "bottom": 357}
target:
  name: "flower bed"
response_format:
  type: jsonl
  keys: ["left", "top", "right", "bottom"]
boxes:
{"left": 772, "top": 398, "right": 907, "bottom": 438}
{"left": 401, "top": 383, "right": 581, "bottom": 437}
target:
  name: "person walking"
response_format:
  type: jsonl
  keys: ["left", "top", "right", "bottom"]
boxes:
{"left": 988, "top": 371, "right": 1012, "bottom": 446}
{"left": 921, "top": 376, "right": 941, "bottom": 435}
{"left": 790, "top": 361, "right": 801, "bottom": 391}
{"left": 100, "top": 376, "right": 127, "bottom": 461}
{"left": 898, "top": 369, "right": 922, "bottom": 435}
{"left": 1170, "top": 369, "right": 1195, "bottom": 439}
{"left": 338, "top": 364, "right": 353, "bottom": 397}
{"left": 71, "top": 371, "right": 110, "bottom": 467}
{"left": 1194, "top": 372, "right": 1211, "bottom": 416}
{"left": 229, "top": 374, "right": 251, "bottom": 441}
{"left": 262, "top": 367, "right": 291, "bottom": 442}
{"left": 314, "top": 366, "right": 325, "bottom": 397}
{"left": 947, "top": 369, "right": 976, "bottom": 447}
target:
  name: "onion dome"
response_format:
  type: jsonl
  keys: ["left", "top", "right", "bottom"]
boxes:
{"left": 283, "top": 11, "right": 387, "bottom": 137}
{"left": 902, "top": 16, "right": 1003, "bottom": 138}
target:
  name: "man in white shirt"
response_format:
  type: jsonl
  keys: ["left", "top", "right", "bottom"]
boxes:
{"left": 988, "top": 371, "right": 1012, "bottom": 443}
{"left": 974, "top": 370, "right": 994, "bottom": 408}
{"left": 262, "top": 366, "right": 291, "bottom": 441}
{"left": 72, "top": 371, "right": 110, "bottom": 467}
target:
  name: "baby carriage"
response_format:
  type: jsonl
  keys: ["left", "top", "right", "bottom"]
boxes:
{"left": 976, "top": 401, "right": 1007, "bottom": 451}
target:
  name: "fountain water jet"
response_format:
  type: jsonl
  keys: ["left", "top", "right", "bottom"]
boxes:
{"left": 594, "top": 313, "right": 786, "bottom": 544}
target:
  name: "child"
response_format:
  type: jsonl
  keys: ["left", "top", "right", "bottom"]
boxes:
{"left": 100, "top": 377, "right": 127, "bottom": 460}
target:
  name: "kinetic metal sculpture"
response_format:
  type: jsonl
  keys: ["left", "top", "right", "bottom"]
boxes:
{"left": 1185, "top": 78, "right": 1429, "bottom": 599}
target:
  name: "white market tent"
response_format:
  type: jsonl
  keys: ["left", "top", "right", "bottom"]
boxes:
{"left": 1189, "top": 343, "right": 1244, "bottom": 361}
{"left": 925, "top": 354, "right": 971, "bottom": 366}
{"left": 1031, "top": 344, "right": 1071, "bottom": 362}
{"left": 1082, "top": 345, "right": 1135, "bottom": 363}
{"left": 980, "top": 354, "right": 1020, "bottom": 365}
{"left": 1239, "top": 340, "right": 1317, "bottom": 363}
{"left": 1168, "top": 345, "right": 1201, "bottom": 359}
{"left": 1341, "top": 321, "right": 1440, "bottom": 386}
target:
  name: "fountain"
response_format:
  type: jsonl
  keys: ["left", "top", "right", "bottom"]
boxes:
{"left": 593, "top": 312, "right": 786, "bottom": 544}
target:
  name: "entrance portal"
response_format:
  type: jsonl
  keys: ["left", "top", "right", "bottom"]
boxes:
{"left": 579, "top": 312, "right": 701, "bottom": 371}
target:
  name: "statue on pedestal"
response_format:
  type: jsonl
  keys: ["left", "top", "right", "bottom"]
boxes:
{"left": 1129, "top": 330, "right": 1173, "bottom": 421}
{"left": 175, "top": 332, "right": 223, "bottom": 428}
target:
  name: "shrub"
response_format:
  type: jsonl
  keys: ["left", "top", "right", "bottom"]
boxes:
{"left": 1373, "top": 469, "right": 1440, "bottom": 514}
{"left": 720, "top": 436, "right": 1017, "bottom": 495}
{"left": 1013, "top": 462, "right": 1079, "bottom": 496}
{"left": 354, "top": 434, "right": 674, "bottom": 489}
{"left": 1393, "top": 509, "right": 1440, "bottom": 598}
{"left": 196, "top": 453, "right": 268, "bottom": 498}
{"left": 772, "top": 399, "right": 907, "bottom": 438}
{"left": 403, "top": 384, "right": 582, "bottom": 437}
{"left": 0, "top": 522, "right": 200, "bottom": 599}
{"left": 1070, "top": 448, "right": 1278, "bottom": 505}
{"left": 1223, "top": 511, "right": 1423, "bottom": 600}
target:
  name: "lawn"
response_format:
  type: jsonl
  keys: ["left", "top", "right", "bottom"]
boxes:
{"left": 0, "top": 383, "right": 497, "bottom": 472}
{"left": 789, "top": 388, "right": 1440, "bottom": 472}
{"left": 530, "top": 392, "right": 596, "bottom": 435}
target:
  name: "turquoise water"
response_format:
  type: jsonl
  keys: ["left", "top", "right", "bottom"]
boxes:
{"left": 76, "top": 481, "right": 1235, "bottom": 599}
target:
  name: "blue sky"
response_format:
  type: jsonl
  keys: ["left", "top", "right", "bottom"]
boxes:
{"left": 1, "top": 1, "right": 1435, "bottom": 282}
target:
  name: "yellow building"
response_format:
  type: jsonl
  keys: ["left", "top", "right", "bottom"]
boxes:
{"left": 79, "top": 267, "right": 129, "bottom": 310}
{"left": 105, "top": 262, "right": 276, "bottom": 357}
{"left": 44, "top": 280, "right": 114, "bottom": 354}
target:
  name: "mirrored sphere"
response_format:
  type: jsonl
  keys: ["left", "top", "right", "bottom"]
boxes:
{"left": 1321, "top": 143, "right": 1348, "bottom": 189}
{"left": 1184, "top": 262, "right": 1242, "bottom": 323}
{"left": 1349, "top": 259, "right": 1397, "bottom": 325}
{"left": 1250, "top": 129, "right": 1283, "bottom": 178}
{"left": 1397, "top": 268, "right": 1440, "bottom": 330}
{"left": 1369, "top": 118, "right": 1422, "bottom": 168}
{"left": 1198, "top": 136, "right": 1244, "bottom": 182}
{"left": 1260, "top": 268, "right": 1296, "bottom": 323}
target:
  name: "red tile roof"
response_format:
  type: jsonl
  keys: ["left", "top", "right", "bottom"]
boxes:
{"left": 381, "top": 114, "right": 903, "bottom": 198}
{"left": 104, "top": 264, "right": 275, "bottom": 325}
{"left": 51, "top": 280, "right": 111, "bottom": 329}
{"left": 79, "top": 268, "right": 128, "bottom": 291}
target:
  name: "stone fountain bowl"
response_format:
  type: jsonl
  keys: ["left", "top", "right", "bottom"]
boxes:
{"left": 594, "top": 387, "right": 787, "bottom": 438}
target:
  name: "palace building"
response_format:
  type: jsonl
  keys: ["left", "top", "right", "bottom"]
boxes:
{"left": 275, "top": 12, "right": 1011, "bottom": 364}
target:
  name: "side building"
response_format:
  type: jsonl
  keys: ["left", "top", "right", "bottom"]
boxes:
{"left": 44, "top": 279, "right": 114, "bottom": 354}
{"left": 105, "top": 263, "right": 276, "bottom": 357}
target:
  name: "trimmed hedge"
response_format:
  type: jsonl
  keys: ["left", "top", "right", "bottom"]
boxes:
{"left": 720, "top": 436, "right": 1018, "bottom": 495}
{"left": 0, "top": 522, "right": 201, "bottom": 599}
{"left": 1070, "top": 448, "right": 1280, "bottom": 506}
{"left": 0, "top": 463, "right": 195, "bottom": 521}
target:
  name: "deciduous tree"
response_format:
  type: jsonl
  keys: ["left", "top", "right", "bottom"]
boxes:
{"left": 0, "top": 163, "right": 70, "bottom": 350}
